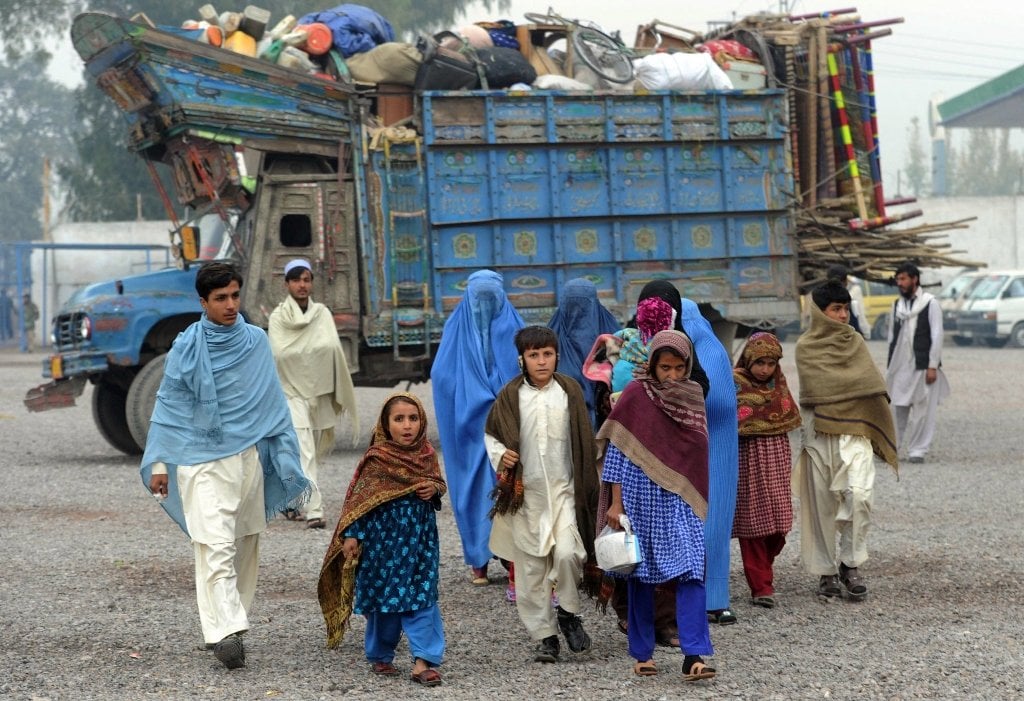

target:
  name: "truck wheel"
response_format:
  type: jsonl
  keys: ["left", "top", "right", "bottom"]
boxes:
{"left": 92, "top": 380, "right": 143, "bottom": 455}
{"left": 952, "top": 335, "right": 973, "bottom": 347}
{"left": 126, "top": 354, "right": 167, "bottom": 450}
{"left": 982, "top": 337, "right": 1008, "bottom": 348}
{"left": 1010, "top": 323, "right": 1024, "bottom": 348}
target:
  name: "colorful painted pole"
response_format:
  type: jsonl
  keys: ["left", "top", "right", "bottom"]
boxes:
{"left": 826, "top": 49, "right": 869, "bottom": 221}
{"left": 849, "top": 42, "right": 885, "bottom": 217}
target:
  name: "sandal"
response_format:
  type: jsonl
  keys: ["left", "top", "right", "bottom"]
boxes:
{"left": 616, "top": 618, "right": 628, "bottom": 636}
{"left": 707, "top": 609, "right": 737, "bottom": 625}
{"left": 371, "top": 661, "right": 400, "bottom": 676}
{"left": 470, "top": 565, "right": 489, "bottom": 586}
{"left": 752, "top": 595, "right": 776, "bottom": 609}
{"left": 410, "top": 668, "right": 442, "bottom": 686}
{"left": 682, "top": 655, "right": 717, "bottom": 682}
{"left": 306, "top": 518, "right": 326, "bottom": 529}
{"left": 633, "top": 660, "right": 658, "bottom": 676}
{"left": 282, "top": 508, "right": 302, "bottom": 521}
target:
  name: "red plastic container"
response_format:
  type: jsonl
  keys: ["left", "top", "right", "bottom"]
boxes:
{"left": 296, "top": 23, "right": 332, "bottom": 55}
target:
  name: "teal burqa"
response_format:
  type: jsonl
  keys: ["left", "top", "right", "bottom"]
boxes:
{"left": 680, "top": 298, "right": 739, "bottom": 611}
{"left": 430, "top": 270, "right": 524, "bottom": 568}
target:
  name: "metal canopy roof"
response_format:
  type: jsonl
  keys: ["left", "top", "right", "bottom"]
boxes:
{"left": 938, "top": 64, "right": 1024, "bottom": 128}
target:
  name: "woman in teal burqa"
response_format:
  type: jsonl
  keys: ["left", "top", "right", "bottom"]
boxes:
{"left": 680, "top": 298, "right": 740, "bottom": 625}
{"left": 431, "top": 270, "right": 524, "bottom": 584}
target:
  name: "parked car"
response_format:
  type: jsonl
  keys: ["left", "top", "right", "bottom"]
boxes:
{"left": 939, "top": 270, "right": 984, "bottom": 346}
{"left": 954, "top": 271, "right": 1024, "bottom": 348}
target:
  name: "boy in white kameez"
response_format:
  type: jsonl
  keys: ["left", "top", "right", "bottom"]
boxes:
{"left": 142, "top": 262, "right": 308, "bottom": 670}
{"left": 269, "top": 258, "right": 358, "bottom": 529}
{"left": 484, "top": 326, "right": 599, "bottom": 662}
{"left": 794, "top": 281, "right": 898, "bottom": 602}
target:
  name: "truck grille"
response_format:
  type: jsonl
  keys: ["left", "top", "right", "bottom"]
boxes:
{"left": 53, "top": 313, "right": 86, "bottom": 350}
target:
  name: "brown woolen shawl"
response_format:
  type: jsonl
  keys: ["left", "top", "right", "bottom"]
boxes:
{"left": 317, "top": 393, "right": 447, "bottom": 649}
{"left": 796, "top": 303, "right": 899, "bottom": 470}
{"left": 485, "top": 373, "right": 600, "bottom": 568}
{"left": 734, "top": 331, "right": 802, "bottom": 437}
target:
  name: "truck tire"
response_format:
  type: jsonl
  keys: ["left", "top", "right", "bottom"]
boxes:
{"left": 92, "top": 380, "right": 143, "bottom": 455}
{"left": 126, "top": 354, "right": 167, "bottom": 450}
{"left": 952, "top": 335, "right": 973, "bottom": 347}
{"left": 1010, "top": 323, "right": 1024, "bottom": 348}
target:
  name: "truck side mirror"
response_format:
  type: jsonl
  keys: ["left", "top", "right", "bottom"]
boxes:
{"left": 181, "top": 226, "right": 200, "bottom": 260}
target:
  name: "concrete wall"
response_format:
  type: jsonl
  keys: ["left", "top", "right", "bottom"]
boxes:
{"left": 28, "top": 221, "right": 173, "bottom": 348}
{"left": 911, "top": 196, "right": 1024, "bottom": 284}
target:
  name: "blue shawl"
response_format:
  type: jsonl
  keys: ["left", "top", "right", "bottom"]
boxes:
{"left": 140, "top": 314, "right": 308, "bottom": 536}
{"left": 430, "top": 270, "right": 524, "bottom": 567}
{"left": 547, "top": 278, "right": 621, "bottom": 425}
{"left": 680, "top": 298, "right": 738, "bottom": 610}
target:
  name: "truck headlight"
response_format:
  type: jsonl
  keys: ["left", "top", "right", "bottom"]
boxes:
{"left": 79, "top": 315, "right": 92, "bottom": 340}
{"left": 983, "top": 311, "right": 997, "bottom": 321}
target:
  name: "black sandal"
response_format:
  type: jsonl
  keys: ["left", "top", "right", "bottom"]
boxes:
{"left": 707, "top": 609, "right": 737, "bottom": 625}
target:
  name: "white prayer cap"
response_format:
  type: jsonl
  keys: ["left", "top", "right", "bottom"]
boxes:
{"left": 284, "top": 258, "right": 312, "bottom": 277}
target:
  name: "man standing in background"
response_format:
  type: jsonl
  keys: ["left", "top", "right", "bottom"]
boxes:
{"left": 886, "top": 262, "right": 949, "bottom": 463}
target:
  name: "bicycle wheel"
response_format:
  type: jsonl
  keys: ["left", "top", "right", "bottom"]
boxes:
{"left": 523, "top": 12, "right": 563, "bottom": 25}
{"left": 573, "top": 28, "right": 634, "bottom": 83}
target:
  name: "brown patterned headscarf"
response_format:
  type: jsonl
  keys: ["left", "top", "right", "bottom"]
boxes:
{"left": 317, "top": 392, "right": 446, "bottom": 649}
{"left": 733, "top": 332, "right": 801, "bottom": 436}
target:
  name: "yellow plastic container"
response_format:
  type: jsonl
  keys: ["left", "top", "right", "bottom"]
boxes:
{"left": 223, "top": 30, "right": 256, "bottom": 57}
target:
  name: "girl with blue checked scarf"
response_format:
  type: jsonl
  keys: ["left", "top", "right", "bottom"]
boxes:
{"left": 597, "top": 330, "right": 716, "bottom": 682}
{"left": 430, "top": 269, "right": 524, "bottom": 585}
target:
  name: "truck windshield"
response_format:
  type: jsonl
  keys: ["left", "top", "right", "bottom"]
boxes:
{"left": 969, "top": 275, "right": 1008, "bottom": 300}
{"left": 194, "top": 211, "right": 239, "bottom": 261}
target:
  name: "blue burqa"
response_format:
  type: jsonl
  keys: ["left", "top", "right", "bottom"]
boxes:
{"left": 431, "top": 270, "right": 524, "bottom": 568}
{"left": 680, "top": 299, "right": 739, "bottom": 612}
{"left": 140, "top": 315, "right": 308, "bottom": 536}
{"left": 547, "top": 278, "right": 621, "bottom": 426}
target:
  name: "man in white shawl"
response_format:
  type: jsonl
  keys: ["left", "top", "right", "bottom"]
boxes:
{"left": 269, "top": 259, "right": 358, "bottom": 528}
{"left": 885, "top": 262, "right": 950, "bottom": 463}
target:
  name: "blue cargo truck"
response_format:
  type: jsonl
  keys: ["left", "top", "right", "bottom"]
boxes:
{"left": 26, "top": 13, "right": 798, "bottom": 454}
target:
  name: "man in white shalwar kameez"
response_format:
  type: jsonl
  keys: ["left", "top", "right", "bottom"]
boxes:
{"left": 269, "top": 259, "right": 358, "bottom": 528}
{"left": 885, "top": 262, "right": 950, "bottom": 463}
{"left": 142, "top": 262, "right": 308, "bottom": 670}
{"left": 483, "top": 326, "right": 599, "bottom": 663}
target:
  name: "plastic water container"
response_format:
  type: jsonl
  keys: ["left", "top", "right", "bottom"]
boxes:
{"left": 296, "top": 23, "right": 332, "bottom": 55}
{"left": 224, "top": 30, "right": 257, "bottom": 57}
{"left": 268, "top": 14, "right": 297, "bottom": 39}
{"left": 277, "top": 46, "right": 317, "bottom": 73}
{"left": 182, "top": 20, "right": 223, "bottom": 47}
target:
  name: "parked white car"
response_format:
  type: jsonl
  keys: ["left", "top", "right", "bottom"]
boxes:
{"left": 953, "top": 270, "right": 1024, "bottom": 348}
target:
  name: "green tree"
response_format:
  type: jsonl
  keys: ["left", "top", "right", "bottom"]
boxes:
{"left": 0, "top": 62, "right": 75, "bottom": 241}
{"left": 950, "top": 128, "right": 1024, "bottom": 196}
{"left": 903, "top": 117, "right": 928, "bottom": 197}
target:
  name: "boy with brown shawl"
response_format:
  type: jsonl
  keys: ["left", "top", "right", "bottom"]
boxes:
{"left": 794, "top": 281, "right": 898, "bottom": 602}
{"left": 484, "top": 326, "right": 599, "bottom": 663}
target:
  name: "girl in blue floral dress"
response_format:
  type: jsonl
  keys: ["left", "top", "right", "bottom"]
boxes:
{"left": 318, "top": 393, "right": 448, "bottom": 686}
{"left": 597, "top": 330, "right": 716, "bottom": 682}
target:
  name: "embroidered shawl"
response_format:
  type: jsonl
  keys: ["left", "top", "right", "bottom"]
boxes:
{"left": 317, "top": 393, "right": 446, "bottom": 648}
{"left": 734, "top": 332, "right": 802, "bottom": 436}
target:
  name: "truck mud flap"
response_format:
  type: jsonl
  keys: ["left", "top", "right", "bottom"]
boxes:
{"left": 24, "top": 377, "right": 87, "bottom": 412}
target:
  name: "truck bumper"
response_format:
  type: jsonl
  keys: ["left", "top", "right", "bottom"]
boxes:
{"left": 42, "top": 351, "right": 110, "bottom": 380}
{"left": 24, "top": 376, "right": 87, "bottom": 412}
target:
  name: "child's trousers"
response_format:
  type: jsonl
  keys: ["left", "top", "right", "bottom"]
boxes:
{"left": 364, "top": 605, "right": 445, "bottom": 666}
{"left": 626, "top": 578, "right": 713, "bottom": 662}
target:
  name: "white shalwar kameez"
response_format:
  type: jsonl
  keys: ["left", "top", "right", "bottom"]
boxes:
{"left": 885, "top": 291, "right": 950, "bottom": 459}
{"left": 153, "top": 445, "right": 266, "bottom": 645}
{"left": 286, "top": 394, "right": 335, "bottom": 520}
{"left": 485, "top": 380, "right": 586, "bottom": 641}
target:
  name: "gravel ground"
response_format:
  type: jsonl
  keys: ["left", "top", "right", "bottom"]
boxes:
{"left": 1, "top": 340, "right": 1022, "bottom": 700}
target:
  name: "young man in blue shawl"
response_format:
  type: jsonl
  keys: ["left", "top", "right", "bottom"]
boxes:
{"left": 430, "top": 269, "right": 524, "bottom": 586}
{"left": 142, "top": 262, "right": 309, "bottom": 670}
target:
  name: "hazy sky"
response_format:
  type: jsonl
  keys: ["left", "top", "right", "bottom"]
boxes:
{"left": 50, "top": 0, "right": 1024, "bottom": 191}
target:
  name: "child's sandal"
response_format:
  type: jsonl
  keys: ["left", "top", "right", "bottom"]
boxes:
{"left": 682, "top": 655, "right": 716, "bottom": 682}
{"left": 633, "top": 659, "right": 658, "bottom": 676}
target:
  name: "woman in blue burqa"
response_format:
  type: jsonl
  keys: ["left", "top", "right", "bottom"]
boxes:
{"left": 547, "top": 277, "right": 621, "bottom": 427}
{"left": 679, "top": 297, "right": 740, "bottom": 626}
{"left": 431, "top": 269, "right": 524, "bottom": 585}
